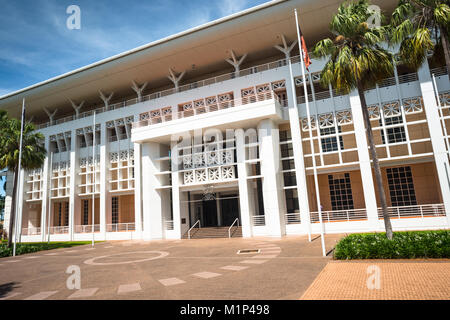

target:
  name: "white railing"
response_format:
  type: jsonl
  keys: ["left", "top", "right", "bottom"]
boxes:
{"left": 132, "top": 91, "right": 280, "bottom": 129}
{"left": 377, "top": 203, "right": 445, "bottom": 219}
{"left": 285, "top": 213, "right": 301, "bottom": 224}
{"left": 49, "top": 226, "right": 69, "bottom": 234}
{"left": 36, "top": 55, "right": 299, "bottom": 130}
{"left": 106, "top": 223, "right": 135, "bottom": 232}
{"left": 164, "top": 220, "right": 174, "bottom": 230}
{"left": 187, "top": 219, "right": 201, "bottom": 239}
{"left": 310, "top": 208, "right": 368, "bottom": 223}
{"left": 430, "top": 66, "right": 448, "bottom": 77}
{"left": 74, "top": 224, "right": 100, "bottom": 233}
{"left": 21, "top": 227, "right": 41, "bottom": 235}
{"left": 252, "top": 215, "right": 266, "bottom": 226}
{"left": 228, "top": 218, "right": 239, "bottom": 238}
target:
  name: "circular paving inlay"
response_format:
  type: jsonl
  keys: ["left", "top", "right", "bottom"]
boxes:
{"left": 84, "top": 251, "right": 169, "bottom": 266}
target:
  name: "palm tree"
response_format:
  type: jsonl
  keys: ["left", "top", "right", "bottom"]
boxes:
{"left": 311, "top": 0, "right": 394, "bottom": 239}
{"left": 0, "top": 112, "right": 46, "bottom": 247}
{"left": 390, "top": 0, "right": 450, "bottom": 79}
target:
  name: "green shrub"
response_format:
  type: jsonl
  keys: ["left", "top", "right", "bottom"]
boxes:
{"left": 334, "top": 230, "right": 450, "bottom": 259}
{"left": 0, "top": 241, "right": 94, "bottom": 258}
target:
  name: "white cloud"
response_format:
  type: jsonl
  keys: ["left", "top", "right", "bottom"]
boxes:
{"left": 219, "top": 0, "right": 249, "bottom": 17}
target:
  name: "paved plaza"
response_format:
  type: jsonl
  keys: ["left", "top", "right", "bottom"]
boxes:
{"left": 0, "top": 235, "right": 341, "bottom": 300}
{"left": 301, "top": 260, "right": 450, "bottom": 300}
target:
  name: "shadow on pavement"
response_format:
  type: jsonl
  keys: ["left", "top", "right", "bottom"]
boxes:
{"left": 0, "top": 282, "right": 21, "bottom": 298}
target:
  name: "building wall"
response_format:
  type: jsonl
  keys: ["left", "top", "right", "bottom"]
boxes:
{"left": 119, "top": 194, "right": 135, "bottom": 223}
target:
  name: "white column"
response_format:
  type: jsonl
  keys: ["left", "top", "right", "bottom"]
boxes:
{"left": 141, "top": 142, "right": 164, "bottom": 240}
{"left": 235, "top": 128, "right": 254, "bottom": 237}
{"left": 99, "top": 122, "right": 108, "bottom": 239}
{"left": 418, "top": 61, "right": 450, "bottom": 226}
{"left": 40, "top": 138, "right": 50, "bottom": 241}
{"left": 216, "top": 196, "right": 222, "bottom": 226}
{"left": 349, "top": 90, "right": 379, "bottom": 223}
{"left": 133, "top": 142, "right": 143, "bottom": 238}
{"left": 258, "top": 119, "right": 287, "bottom": 237}
{"left": 17, "top": 169, "right": 25, "bottom": 240}
{"left": 68, "top": 130, "right": 78, "bottom": 240}
{"left": 285, "top": 66, "right": 312, "bottom": 231}
{"left": 171, "top": 140, "right": 190, "bottom": 238}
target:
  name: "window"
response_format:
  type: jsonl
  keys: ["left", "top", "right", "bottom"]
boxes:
{"left": 280, "top": 143, "right": 293, "bottom": 158}
{"left": 328, "top": 173, "right": 354, "bottom": 210}
{"left": 285, "top": 189, "right": 299, "bottom": 216}
{"left": 64, "top": 202, "right": 69, "bottom": 226}
{"left": 380, "top": 116, "right": 406, "bottom": 144}
{"left": 112, "top": 197, "right": 119, "bottom": 224}
{"left": 83, "top": 200, "right": 89, "bottom": 225}
{"left": 320, "top": 127, "right": 343, "bottom": 152}
{"left": 387, "top": 166, "right": 417, "bottom": 206}
{"left": 57, "top": 203, "right": 62, "bottom": 226}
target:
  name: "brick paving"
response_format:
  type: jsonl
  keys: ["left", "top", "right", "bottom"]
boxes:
{"left": 301, "top": 261, "right": 450, "bottom": 300}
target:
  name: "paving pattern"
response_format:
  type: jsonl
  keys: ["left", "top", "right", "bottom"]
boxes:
{"left": 0, "top": 235, "right": 341, "bottom": 300}
{"left": 301, "top": 261, "right": 450, "bottom": 300}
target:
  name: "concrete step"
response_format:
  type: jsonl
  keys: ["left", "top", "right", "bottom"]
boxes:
{"left": 183, "top": 226, "right": 242, "bottom": 239}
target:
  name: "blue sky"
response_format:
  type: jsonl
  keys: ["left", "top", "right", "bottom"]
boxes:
{"left": 0, "top": 0, "right": 270, "bottom": 197}
{"left": 0, "top": 0, "right": 270, "bottom": 97}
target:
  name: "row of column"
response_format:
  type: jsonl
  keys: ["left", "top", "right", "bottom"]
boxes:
{"left": 285, "top": 60, "right": 450, "bottom": 227}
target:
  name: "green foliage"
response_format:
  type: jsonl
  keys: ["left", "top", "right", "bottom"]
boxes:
{"left": 310, "top": 0, "right": 393, "bottom": 94}
{"left": 0, "top": 241, "right": 96, "bottom": 257}
{"left": 334, "top": 230, "right": 450, "bottom": 259}
{"left": 389, "top": 0, "right": 450, "bottom": 70}
{"left": 0, "top": 115, "right": 46, "bottom": 172}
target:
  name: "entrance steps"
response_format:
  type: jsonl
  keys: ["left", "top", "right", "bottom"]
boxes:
{"left": 183, "top": 226, "right": 242, "bottom": 239}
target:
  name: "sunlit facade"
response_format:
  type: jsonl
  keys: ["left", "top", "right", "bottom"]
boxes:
{"left": 1, "top": 0, "right": 449, "bottom": 242}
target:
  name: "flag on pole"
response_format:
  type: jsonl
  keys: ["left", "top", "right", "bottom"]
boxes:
{"left": 298, "top": 25, "right": 311, "bottom": 71}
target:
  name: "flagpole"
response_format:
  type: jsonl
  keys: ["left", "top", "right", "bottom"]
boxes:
{"left": 294, "top": 8, "right": 326, "bottom": 256}
{"left": 91, "top": 112, "right": 96, "bottom": 248}
{"left": 13, "top": 99, "right": 26, "bottom": 257}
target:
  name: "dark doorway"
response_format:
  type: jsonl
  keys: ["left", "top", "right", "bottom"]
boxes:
{"left": 221, "top": 195, "right": 239, "bottom": 226}
{"left": 202, "top": 199, "right": 218, "bottom": 227}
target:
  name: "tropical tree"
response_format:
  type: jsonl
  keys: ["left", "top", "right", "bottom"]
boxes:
{"left": 390, "top": 0, "right": 450, "bottom": 79}
{"left": 311, "top": 0, "right": 395, "bottom": 239}
{"left": 0, "top": 112, "right": 46, "bottom": 247}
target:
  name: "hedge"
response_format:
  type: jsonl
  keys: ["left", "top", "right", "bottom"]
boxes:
{"left": 334, "top": 230, "right": 450, "bottom": 259}
{"left": 0, "top": 241, "right": 94, "bottom": 258}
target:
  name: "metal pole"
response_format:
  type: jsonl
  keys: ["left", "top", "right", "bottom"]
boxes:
{"left": 91, "top": 112, "right": 96, "bottom": 247}
{"left": 294, "top": 9, "right": 326, "bottom": 256}
{"left": 13, "top": 99, "right": 26, "bottom": 256}
{"left": 286, "top": 53, "right": 312, "bottom": 242}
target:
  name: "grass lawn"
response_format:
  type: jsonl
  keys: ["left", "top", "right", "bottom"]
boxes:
{"left": 334, "top": 230, "right": 450, "bottom": 260}
{"left": 0, "top": 241, "right": 102, "bottom": 258}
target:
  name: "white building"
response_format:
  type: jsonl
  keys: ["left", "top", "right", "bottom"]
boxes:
{"left": 1, "top": 0, "right": 449, "bottom": 242}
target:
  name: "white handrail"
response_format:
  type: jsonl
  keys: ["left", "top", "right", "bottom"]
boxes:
{"left": 188, "top": 219, "right": 201, "bottom": 239}
{"left": 228, "top": 218, "right": 239, "bottom": 238}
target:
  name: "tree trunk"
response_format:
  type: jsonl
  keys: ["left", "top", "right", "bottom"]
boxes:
{"left": 440, "top": 26, "right": 450, "bottom": 81}
{"left": 357, "top": 85, "right": 393, "bottom": 240}
{"left": 7, "top": 168, "right": 19, "bottom": 248}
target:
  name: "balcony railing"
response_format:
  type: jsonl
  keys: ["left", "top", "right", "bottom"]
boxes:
{"left": 74, "top": 224, "right": 100, "bottom": 233}
{"left": 310, "top": 208, "right": 368, "bottom": 223}
{"left": 106, "top": 223, "right": 135, "bottom": 232}
{"left": 36, "top": 55, "right": 299, "bottom": 130}
{"left": 49, "top": 226, "right": 69, "bottom": 234}
{"left": 285, "top": 213, "right": 301, "bottom": 224}
{"left": 252, "top": 215, "right": 266, "bottom": 226}
{"left": 132, "top": 91, "right": 279, "bottom": 129}
{"left": 377, "top": 204, "right": 445, "bottom": 219}
{"left": 164, "top": 220, "right": 174, "bottom": 230}
{"left": 21, "top": 227, "right": 41, "bottom": 236}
